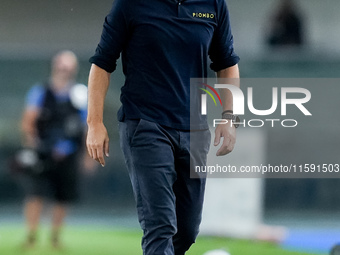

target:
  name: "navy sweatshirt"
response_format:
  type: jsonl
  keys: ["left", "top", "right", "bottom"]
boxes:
{"left": 90, "top": 0, "right": 240, "bottom": 130}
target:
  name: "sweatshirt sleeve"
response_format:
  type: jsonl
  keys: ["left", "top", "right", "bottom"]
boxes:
{"left": 209, "top": 0, "right": 240, "bottom": 72}
{"left": 25, "top": 85, "right": 45, "bottom": 110}
{"left": 89, "top": 0, "right": 130, "bottom": 73}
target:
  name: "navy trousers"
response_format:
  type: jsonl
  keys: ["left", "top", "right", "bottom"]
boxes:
{"left": 119, "top": 119, "right": 210, "bottom": 255}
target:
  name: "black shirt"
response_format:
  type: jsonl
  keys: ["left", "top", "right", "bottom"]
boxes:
{"left": 90, "top": 0, "right": 240, "bottom": 130}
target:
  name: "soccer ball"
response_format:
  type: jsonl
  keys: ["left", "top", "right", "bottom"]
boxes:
{"left": 203, "top": 249, "right": 231, "bottom": 255}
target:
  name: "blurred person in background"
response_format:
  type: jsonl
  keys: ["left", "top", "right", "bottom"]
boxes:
{"left": 20, "top": 50, "right": 89, "bottom": 249}
{"left": 267, "top": 0, "right": 304, "bottom": 47}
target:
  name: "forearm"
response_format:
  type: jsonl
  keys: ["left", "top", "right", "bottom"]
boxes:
{"left": 217, "top": 64, "right": 240, "bottom": 112}
{"left": 86, "top": 64, "right": 111, "bottom": 166}
{"left": 214, "top": 64, "right": 239, "bottom": 156}
{"left": 87, "top": 64, "right": 111, "bottom": 125}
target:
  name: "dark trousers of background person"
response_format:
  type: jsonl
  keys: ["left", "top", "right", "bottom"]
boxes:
{"left": 119, "top": 119, "right": 210, "bottom": 255}
{"left": 20, "top": 153, "right": 79, "bottom": 203}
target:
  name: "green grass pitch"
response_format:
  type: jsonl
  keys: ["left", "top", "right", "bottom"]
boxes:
{"left": 0, "top": 225, "right": 326, "bottom": 255}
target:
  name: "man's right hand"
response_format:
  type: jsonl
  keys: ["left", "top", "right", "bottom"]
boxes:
{"left": 86, "top": 122, "right": 110, "bottom": 167}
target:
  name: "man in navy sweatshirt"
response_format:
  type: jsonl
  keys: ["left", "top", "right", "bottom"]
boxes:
{"left": 86, "top": 0, "right": 240, "bottom": 254}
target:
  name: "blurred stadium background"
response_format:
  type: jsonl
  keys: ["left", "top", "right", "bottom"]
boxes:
{"left": 1, "top": 0, "right": 340, "bottom": 254}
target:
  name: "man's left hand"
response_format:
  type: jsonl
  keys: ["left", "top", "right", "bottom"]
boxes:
{"left": 214, "top": 124, "right": 236, "bottom": 156}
